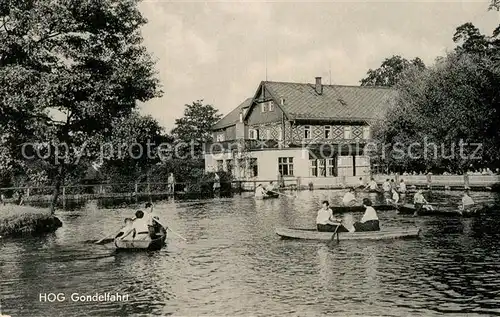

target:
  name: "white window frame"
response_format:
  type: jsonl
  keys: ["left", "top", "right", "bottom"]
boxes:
{"left": 216, "top": 133, "right": 225, "bottom": 142}
{"left": 327, "top": 158, "right": 336, "bottom": 176}
{"left": 344, "top": 126, "right": 352, "bottom": 139}
{"left": 249, "top": 129, "right": 257, "bottom": 140}
{"left": 261, "top": 102, "right": 268, "bottom": 112}
{"left": 318, "top": 159, "right": 326, "bottom": 177}
{"left": 309, "top": 159, "right": 318, "bottom": 177}
{"left": 269, "top": 101, "right": 274, "bottom": 111}
{"left": 324, "top": 126, "right": 331, "bottom": 139}
{"left": 278, "top": 157, "right": 294, "bottom": 176}
{"left": 304, "top": 125, "right": 311, "bottom": 139}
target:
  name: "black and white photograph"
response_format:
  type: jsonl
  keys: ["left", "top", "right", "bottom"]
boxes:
{"left": 1, "top": 0, "right": 500, "bottom": 316}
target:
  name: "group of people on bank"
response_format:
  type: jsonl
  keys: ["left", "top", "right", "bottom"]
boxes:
{"left": 116, "top": 202, "right": 164, "bottom": 241}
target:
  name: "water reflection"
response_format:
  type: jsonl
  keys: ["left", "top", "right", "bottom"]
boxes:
{"left": 1, "top": 190, "right": 500, "bottom": 316}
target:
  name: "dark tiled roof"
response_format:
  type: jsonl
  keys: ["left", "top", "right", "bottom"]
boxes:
{"left": 264, "top": 81, "right": 396, "bottom": 122}
{"left": 212, "top": 97, "right": 252, "bottom": 130}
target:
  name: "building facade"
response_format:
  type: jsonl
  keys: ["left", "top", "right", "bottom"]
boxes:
{"left": 204, "top": 77, "right": 396, "bottom": 185}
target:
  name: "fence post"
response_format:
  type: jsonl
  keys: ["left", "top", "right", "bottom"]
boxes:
{"left": 297, "top": 176, "right": 302, "bottom": 190}
{"left": 134, "top": 183, "right": 138, "bottom": 203}
{"left": 26, "top": 187, "right": 30, "bottom": 198}
{"left": 62, "top": 186, "right": 66, "bottom": 210}
{"left": 464, "top": 173, "right": 470, "bottom": 189}
{"left": 427, "top": 173, "right": 432, "bottom": 189}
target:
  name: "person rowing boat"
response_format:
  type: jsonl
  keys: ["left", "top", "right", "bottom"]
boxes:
{"left": 413, "top": 190, "right": 433, "bottom": 216}
{"left": 255, "top": 184, "right": 268, "bottom": 199}
{"left": 316, "top": 201, "right": 350, "bottom": 232}
{"left": 459, "top": 191, "right": 475, "bottom": 213}
{"left": 365, "top": 178, "right": 379, "bottom": 192}
{"left": 265, "top": 181, "right": 277, "bottom": 195}
{"left": 386, "top": 188, "right": 400, "bottom": 206}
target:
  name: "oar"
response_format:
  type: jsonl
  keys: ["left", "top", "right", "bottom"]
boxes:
{"left": 269, "top": 190, "right": 295, "bottom": 198}
{"left": 331, "top": 223, "right": 341, "bottom": 243}
{"left": 95, "top": 230, "right": 121, "bottom": 245}
{"left": 153, "top": 218, "right": 187, "bottom": 241}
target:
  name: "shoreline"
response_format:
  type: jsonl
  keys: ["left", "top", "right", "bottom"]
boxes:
{"left": 0, "top": 205, "right": 62, "bottom": 238}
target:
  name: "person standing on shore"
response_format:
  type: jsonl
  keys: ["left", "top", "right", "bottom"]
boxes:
{"left": 0, "top": 192, "right": 4, "bottom": 205}
{"left": 167, "top": 173, "right": 175, "bottom": 194}
{"left": 213, "top": 172, "right": 221, "bottom": 194}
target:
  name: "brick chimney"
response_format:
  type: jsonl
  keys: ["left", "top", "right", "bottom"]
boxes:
{"left": 315, "top": 77, "right": 322, "bottom": 95}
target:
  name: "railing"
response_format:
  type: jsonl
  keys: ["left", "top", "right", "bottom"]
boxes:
{"left": 1, "top": 174, "right": 499, "bottom": 205}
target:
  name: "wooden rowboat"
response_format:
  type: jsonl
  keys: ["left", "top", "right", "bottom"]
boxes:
{"left": 331, "top": 204, "right": 395, "bottom": 214}
{"left": 114, "top": 226, "right": 167, "bottom": 251}
{"left": 255, "top": 192, "right": 280, "bottom": 199}
{"left": 396, "top": 203, "right": 482, "bottom": 217}
{"left": 275, "top": 227, "right": 420, "bottom": 241}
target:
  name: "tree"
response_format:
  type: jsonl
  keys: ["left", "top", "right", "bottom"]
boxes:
{"left": 0, "top": 0, "right": 161, "bottom": 213}
{"left": 170, "top": 100, "right": 222, "bottom": 157}
{"left": 100, "top": 112, "right": 171, "bottom": 191}
{"left": 360, "top": 55, "right": 426, "bottom": 87}
{"left": 374, "top": 52, "right": 500, "bottom": 172}
{"left": 453, "top": 22, "right": 500, "bottom": 59}
{"left": 490, "top": 0, "right": 499, "bottom": 11}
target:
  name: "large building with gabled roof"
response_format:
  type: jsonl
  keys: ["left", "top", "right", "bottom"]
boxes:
{"left": 204, "top": 77, "right": 396, "bottom": 186}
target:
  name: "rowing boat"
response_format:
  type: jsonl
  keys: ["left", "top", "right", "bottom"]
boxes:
{"left": 275, "top": 227, "right": 420, "bottom": 241}
{"left": 395, "top": 203, "right": 481, "bottom": 217}
{"left": 331, "top": 204, "right": 395, "bottom": 213}
{"left": 255, "top": 192, "right": 280, "bottom": 199}
{"left": 114, "top": 226, "right": 167, "bottom": 251}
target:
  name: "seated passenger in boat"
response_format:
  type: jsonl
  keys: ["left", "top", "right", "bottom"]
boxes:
{"left": 255, "top": 184, "right": 267, "bottom": 198}
{"left": 365, "top": 178, "right": 378, "bottom": 191}
{"left": 131, "top": 210, "right": 150, "bottom": 240}
{"left": 353, "top": 198, "right": 380, "bottom": 232}
{"left": 316, "top": 200, "right": 349, "bottom": 232}
{"left": 144, "top": 202, "right": 160, "bottom": 237}
{"left": 342, "top": 188, "right": 357, "bottom": 206}
{"left": 459, "top": 191, "right": 475, "bottom": 211}
{"left": 382, "top": 179, "right": 391, "bottom": 192}
{"left": 386, "top": 188, "right": 399, "bottom": 205}
{"left": 399, "top": 179, "right": 407, "bottom": 193}
{"left": 116, "top": 218, "right": 136, "bottom": 240}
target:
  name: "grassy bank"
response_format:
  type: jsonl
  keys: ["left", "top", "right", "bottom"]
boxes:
{"left": 0, "top": 204, "right": 62, "bottom": 237}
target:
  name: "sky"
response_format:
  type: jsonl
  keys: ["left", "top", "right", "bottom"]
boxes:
{"left": 137, "top": 0, "right": 499, "bottom": 132}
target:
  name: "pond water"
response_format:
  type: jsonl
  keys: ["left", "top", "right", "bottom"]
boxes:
{"left": 1, "top": 190, "right": 500, "bottom": 317}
